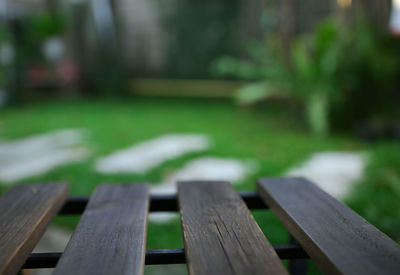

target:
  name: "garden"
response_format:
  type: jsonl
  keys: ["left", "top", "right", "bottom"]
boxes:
{"left": 0, "top": 0, "right": 400, "bottom": 274}
{"left": 1, "top": 97, "right": 399, "bottom": 274}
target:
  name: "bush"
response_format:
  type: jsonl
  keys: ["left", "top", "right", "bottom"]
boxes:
{"left": 346, "top": 144, "right": 400, "bottom": 242}
{"left": 212, "top": 18, "right": 400, "bottom": 136}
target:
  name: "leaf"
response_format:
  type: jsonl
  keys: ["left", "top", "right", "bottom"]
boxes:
{"left": 235, "top": 82, "right": 280, "bottom": 105}
{"left": 306, "top": 93, "right": 329, "bottom": 136}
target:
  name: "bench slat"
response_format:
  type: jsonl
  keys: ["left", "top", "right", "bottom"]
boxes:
{"left": 178, "top": 181, "right": 288, "bottom": 275}
{"left": 258, "top": 177, "right": 400, "bottom": 275}
{"left": 53, "top": 184, "right": 149, "bottom": 275}
{"left": 0, "top": 184, "right": 68, "bottom": 275}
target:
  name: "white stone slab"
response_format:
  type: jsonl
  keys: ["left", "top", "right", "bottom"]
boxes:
{"left": 95, "top": 134, "right": 210, "bottom": 174}
{"left": 0, "top": 128, "right": 88, "bottom": 163}
{"left": 0, "top": 148, "right": 89, "bottom": 182}
{"left": 151, "top": 157, "right": 256, "bottom": 194}
{"left": 149, "top": 157, "right": 257, "bottom": 222}
{"left": 0, "top": 129, "right": 90, "bottom": 183}
{"left": 287, "top": 151, "right": 367, "bottom": 198}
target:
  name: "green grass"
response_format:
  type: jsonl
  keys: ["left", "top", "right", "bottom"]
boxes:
{"left": 0, "top": 97, "right": 399, "bottom": 270}
{"left": 346, "top": 143, "right": 400, "bottom": 243}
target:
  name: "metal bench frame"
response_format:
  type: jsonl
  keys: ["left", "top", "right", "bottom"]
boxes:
{"left": 23, "top": 192, "right": 308, "bottom": 272}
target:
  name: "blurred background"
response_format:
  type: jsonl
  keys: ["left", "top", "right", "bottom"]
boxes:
{"left": 0, "top": 0, "right": 399, "bottom": 274}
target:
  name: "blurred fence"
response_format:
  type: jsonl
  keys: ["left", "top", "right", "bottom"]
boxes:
{"left": 0, "top": 0, "right": 394, "bottom": 103}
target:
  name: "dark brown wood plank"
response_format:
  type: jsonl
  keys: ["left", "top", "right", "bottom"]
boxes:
{"left": 258, "top": 177, "right": 400, "bottom": 275}
{"left": 53, "top": 184, "right": 149, "bottom": 275}
{"left": 0, "top": 183, "right": 68, "bottom": 275}
{"left": 178, "top": 181, "right": 288, "bottom": 275}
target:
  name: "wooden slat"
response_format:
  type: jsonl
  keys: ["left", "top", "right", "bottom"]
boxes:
{"left": 0, "top": 183, "right": 68, "bottom": 275}
{"left": 178, "top": 181, "right": 288, "bottom": 275}
{"left": 53, "top": 184, "right": 149, "bottom": 275}
{"left": 258, "top": 177, "right": 400, "bottom": 275}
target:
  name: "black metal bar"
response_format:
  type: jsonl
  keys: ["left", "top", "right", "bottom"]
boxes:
{"left": 58, "top": 192, "right": 268, "bottom": 215}
{"left": 274, "top": 244, "right": 309, "bottom": 260}
{"left": 22, "top": 245, "right": 308, "bottom": 269}
{"left": 239, "top": 191, "right": 268, "bottom": 210}
{"left": 145, "top": 248, "right": 186, "bottom": 265}
{"left": 289, "top": 235, "right": 308, "bottom": 275}
{"left": 22, "top": 253, "right": 61, "bottom": 269}
{"left": 149, "top": 194, "right": 179, "bottom": 212}
{"left": 58, "top": 196, "right": 88, "bottom": 214}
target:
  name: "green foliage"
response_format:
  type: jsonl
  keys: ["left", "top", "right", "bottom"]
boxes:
{"left": 212, "top": 56, "right": 269, "bottom": 80}
{"left": 307, "top": 93, "right": 329, "bottom": 137}
{"left": 347, "top": 143, "right": 400, "bottom": 242}
{"left": 26, "top": 13, "right": 67, "bottom": 43}
{"left": 212, "top": 19, "right": 344, "bottom": 135}
{"left": 0, "top": 25, "right": 12, "bottom": 87}
{"left": 15, "top": 12, "right": 67, "bottom": 63}
{"left": 234, "top": 82, "right": 280, "bottom": 105}
{"left": 213, "top": 18, "right": 400, "bottom": 136}
{"left": 330, "top": 21, "right": 399, "bottom": 128}
{"left": 291, "top": 20, "right": 341, "bottom": 100}
{"left": 158, "top": 0, "right": 241, "bottom": 78}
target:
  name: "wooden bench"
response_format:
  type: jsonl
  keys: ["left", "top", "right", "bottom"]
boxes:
{"left": 0, "top": 177, "right": 399, "bottom": 275}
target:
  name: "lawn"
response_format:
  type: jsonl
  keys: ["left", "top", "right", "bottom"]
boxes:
{"left": 0, "top": 97, "right": 399, "bottom": 272}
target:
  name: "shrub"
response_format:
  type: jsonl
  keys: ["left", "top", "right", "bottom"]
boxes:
{"left": 212, "top": 18, "right": 400, "bottom": 136}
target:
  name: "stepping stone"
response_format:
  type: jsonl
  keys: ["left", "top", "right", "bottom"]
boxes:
{"left": 150, "top": 157, "right": 257, "bottom": 223}
{"left": 0, "top": 129, "right": 88, "bottom": 162}
{"left": 95, "top": 134, "right": 210, "bottom": 174}
{"left": 287, "top": 152, "right": 367, "bottom": 198}
{"left": 0, "top": 129, "right": 90, "bottom": 183}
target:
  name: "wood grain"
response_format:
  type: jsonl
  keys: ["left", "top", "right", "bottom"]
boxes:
{"left": 258, "top": 177, "right": 400, "bottom": 275}
{"left": 53, "top": 183, "right": 149, "bottom": 275}
{"left": 0, "top": 183, "right": 68, "bottom": 275}
{"left": 178, "top": 181, "right": 288, "bottom": 275}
